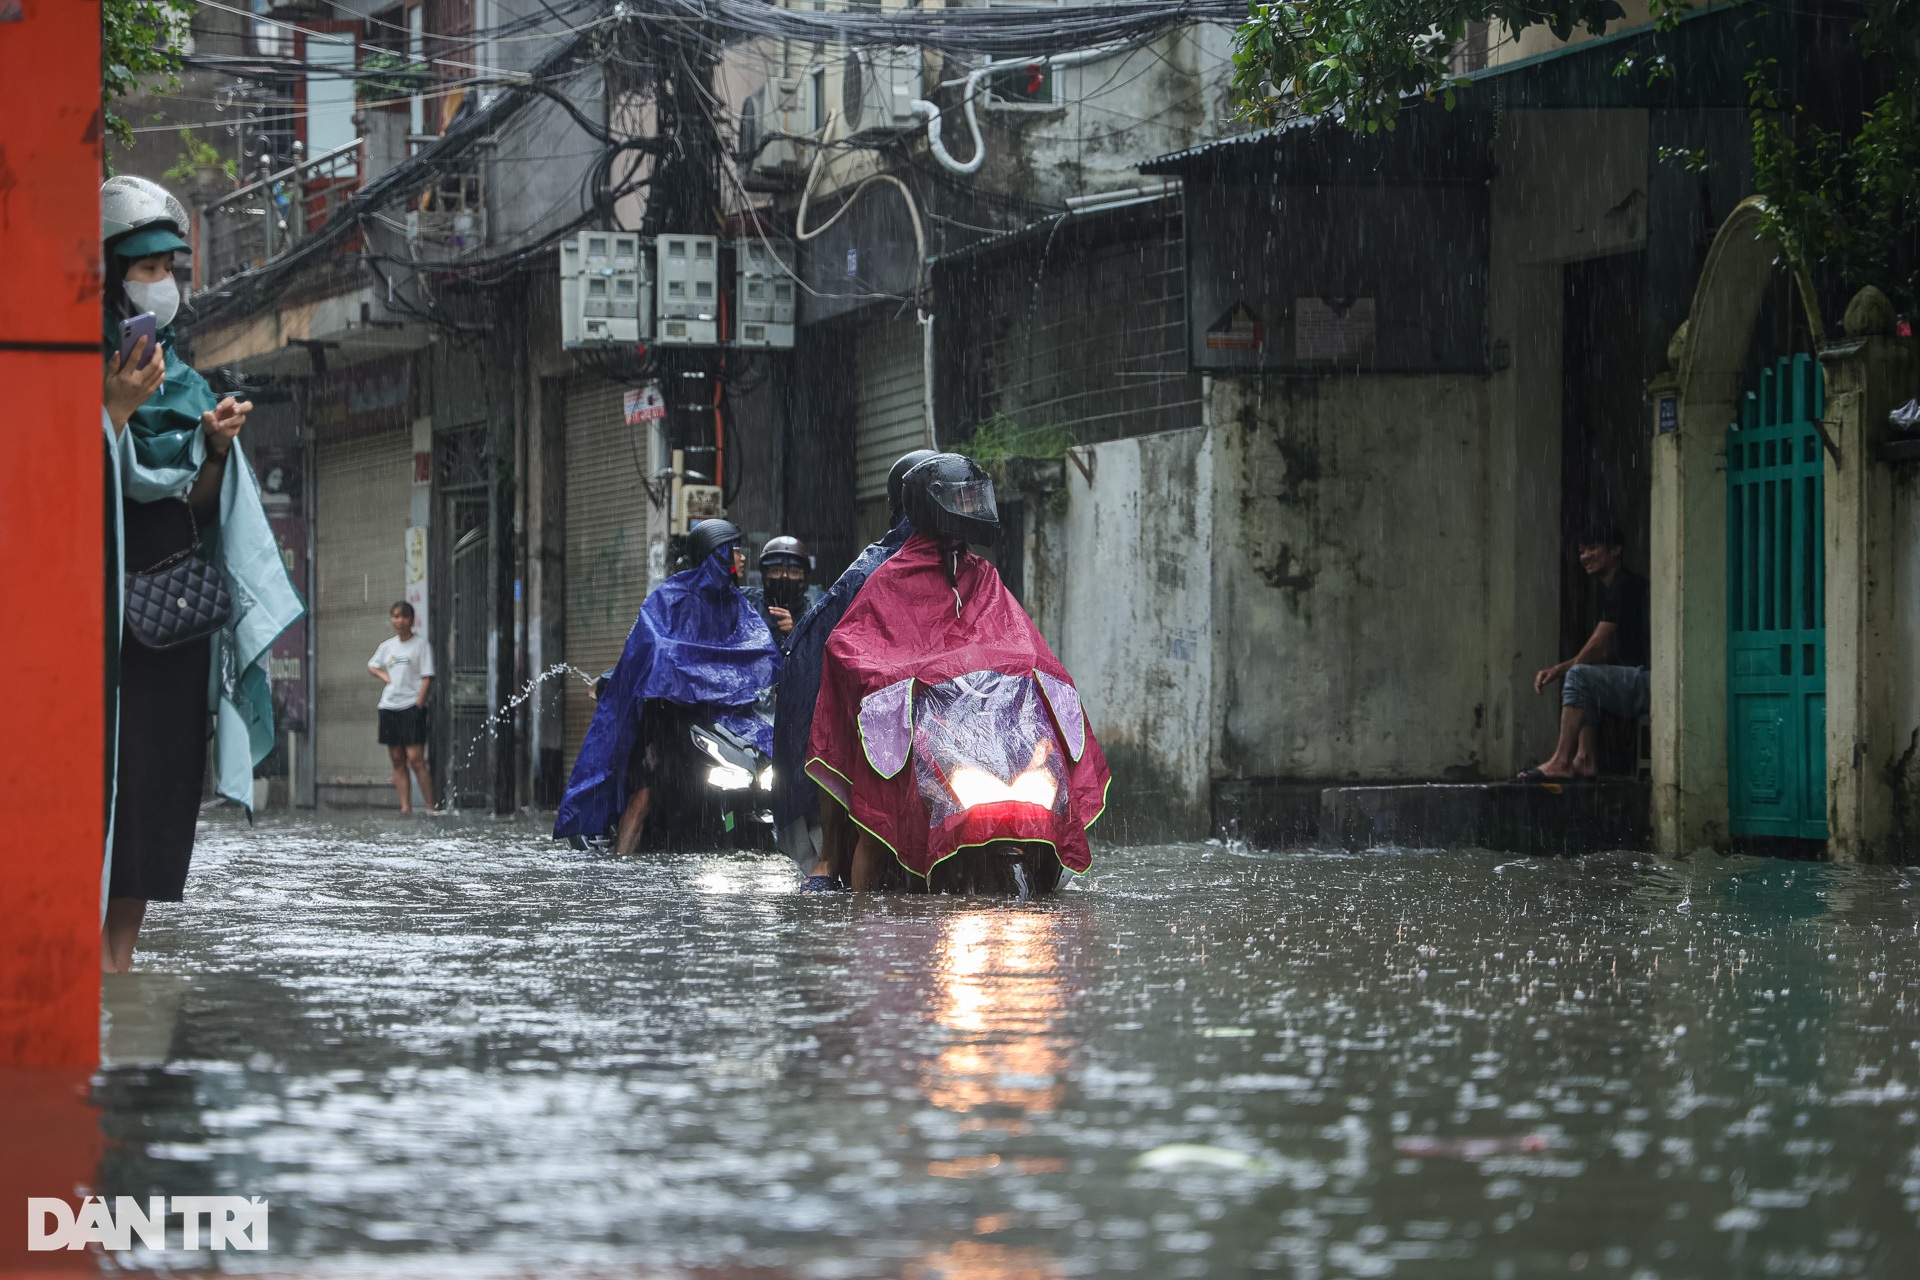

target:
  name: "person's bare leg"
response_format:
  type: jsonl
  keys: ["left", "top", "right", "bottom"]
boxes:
{"left": 1526, "top": 705, "right": 1587, "bottom": 779}
{"left": 849, "top": 828, "right": 882, "bottom": 891}
{"left": 405, "top": 744, "right": 435, "bottom": 812}
{"left": 1570, "top": 721, "right": 1600, "bottom": 778}
{"left": 388, "top": 744, "right": 412, "bottom": 813}
{"left": 614, "top": 786, "right": 651, "bottom": 854}
{"left": 102, "top": 898, "right": 146, "bottom": 974}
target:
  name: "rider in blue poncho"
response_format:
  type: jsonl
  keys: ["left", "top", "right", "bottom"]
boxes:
{"left": 773, "top": 449, "right": 934, "bottom": 889}
{"left": 554, "top": 519, "right": 780, "bottom": 852}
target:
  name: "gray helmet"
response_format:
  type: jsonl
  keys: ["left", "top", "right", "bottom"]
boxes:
{"left": 686, "top": 518, "right": 743, "bottom": 572}
{"left": 101, "top": 175, "right": 192, "bottom": 258}
{"left": 887, "top": 449, "right": 938, "bottom": 519}
{"left": 901, "top": 453, "right": 1000, "bottom": 546}
{"left": 759, "top": 535, "right": 809, "bottom": 572}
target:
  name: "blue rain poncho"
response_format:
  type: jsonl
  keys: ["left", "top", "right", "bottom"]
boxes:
{"left": 553, "top": 551, "right": 781, "bottom": 839}
{"left": 770, "top": 516, "right": 912, "bottom": 846}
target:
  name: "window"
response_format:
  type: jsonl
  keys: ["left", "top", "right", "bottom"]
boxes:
{"left": 739, "top": 93, "right": 760, "bottom": 159}
{"left": 811, "top": 68, "right": 827, "bottom": 132}
{"left": 986, "top": 59, "right": 1055, "bottom": 107}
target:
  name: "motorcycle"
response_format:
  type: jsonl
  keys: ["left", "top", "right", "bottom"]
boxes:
{"left": 567, "top": 700, "right": 775, "bottom": 852}
{"left": 817, "top": 666, "right": 1094, "bottom": 900}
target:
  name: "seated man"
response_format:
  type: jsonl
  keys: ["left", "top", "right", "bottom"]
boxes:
{"left": 1521, "top": 523, "right": 1649, "bottom": 782}
{"left": 554, "top": 518, "right": 780, "bottom": 852}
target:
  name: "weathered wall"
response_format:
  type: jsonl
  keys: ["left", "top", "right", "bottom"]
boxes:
{"left": 1028, "top": 428, "right": 1214, "bottom": 840}
{"left": 1209, "top": 375, "right": 1493, "bottom": 781}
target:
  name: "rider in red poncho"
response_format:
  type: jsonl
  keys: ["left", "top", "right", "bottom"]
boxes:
{"left": 805, "top": 454, "right": 1110, "bottom": 893}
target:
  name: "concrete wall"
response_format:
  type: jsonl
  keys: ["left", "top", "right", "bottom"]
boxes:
{"left": 1209, "top": 375, "right": 1494, "bottom": 781}
{"left": 1029, "top": 428, "right": 1215, "bottom": 840}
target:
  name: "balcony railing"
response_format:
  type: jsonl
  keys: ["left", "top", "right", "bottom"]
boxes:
{"left": 199, "top": 139, "right": 365, "bottom": 290}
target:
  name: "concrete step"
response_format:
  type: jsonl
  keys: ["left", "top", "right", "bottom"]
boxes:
{"left": 1320, "top": 781, "right": 1651, "bottom": 854}
{"left": 1212, "top": 776, "right": 1651, "bottom": 853}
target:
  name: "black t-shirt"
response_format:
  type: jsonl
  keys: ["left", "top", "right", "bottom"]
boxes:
{"left": 1599, "top": 568, "right": 1649, "bottom": 669}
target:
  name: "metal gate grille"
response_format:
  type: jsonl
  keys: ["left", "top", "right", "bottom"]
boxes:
{"left": 1726, "top": 353, "right": 1826, "bottom": 840}
{"left": 445, "top": 495, "right": 492, "bottom": 809}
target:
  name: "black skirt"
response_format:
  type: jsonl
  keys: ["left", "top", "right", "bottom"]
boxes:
{"left": 110, "top": 499, "right": 212, "bottom": 904}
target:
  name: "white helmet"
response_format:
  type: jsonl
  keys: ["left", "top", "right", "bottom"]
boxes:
{"left": 101, "top": 175, "right": 192, "bottom": 257}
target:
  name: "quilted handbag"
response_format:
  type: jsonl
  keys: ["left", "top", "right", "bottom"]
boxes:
{"left": 124, "top": 504, "right": 233, "bottom": 651}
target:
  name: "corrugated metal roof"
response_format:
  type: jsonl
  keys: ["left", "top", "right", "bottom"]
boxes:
{"left": 1139, "top": 1, "right": 1747, "bottom": 174}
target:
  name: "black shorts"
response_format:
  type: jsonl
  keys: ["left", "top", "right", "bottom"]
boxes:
{"left": 378, "top": 705, "right": 429, "bottom": 746}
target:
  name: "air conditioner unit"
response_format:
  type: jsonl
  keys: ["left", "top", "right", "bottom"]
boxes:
{"left": 841, "top": 47, "right": 922, "bottom": 136}
{"left": 733, "top": 237, "right": 796, "bottom": 349}
{"left": 559, "top": 230, "right": 650, "bottom": 349}
{"left": 655, "top": 234, "right": 719, "bottom": 346}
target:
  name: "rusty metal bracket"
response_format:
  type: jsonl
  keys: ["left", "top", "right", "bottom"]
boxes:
{"left": 1065, "top": 447, "right": 1095, "bottom": 487}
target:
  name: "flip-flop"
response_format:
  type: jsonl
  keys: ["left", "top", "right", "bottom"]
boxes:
{"left": 1516, "top": 768, "right": 1565, "bottom": 791}
{"left": 799, "top": 875, "right": 845, "bottom": 894}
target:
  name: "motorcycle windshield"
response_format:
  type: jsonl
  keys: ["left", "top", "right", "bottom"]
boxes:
{"left": 910, "top": 670, "right": 1068, "bottom": 832}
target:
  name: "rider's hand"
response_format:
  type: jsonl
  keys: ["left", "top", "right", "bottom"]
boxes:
{"left": 200, "top": 395, "right": 252, "bottom": 457}
{"left": 769, "top": 606, "right": 793, "bottom": 635}
{"left": 105, "top": 339, "right": 165, "bottom": 432}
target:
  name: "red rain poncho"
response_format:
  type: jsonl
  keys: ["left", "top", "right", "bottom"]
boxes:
{"left": 805, "top": 532, "right": 1110, "bottom": 877}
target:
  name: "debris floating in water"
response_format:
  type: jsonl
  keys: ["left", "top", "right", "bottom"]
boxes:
{"left": 1132, "top": 1144, "right": 1267, "bottom": 1172}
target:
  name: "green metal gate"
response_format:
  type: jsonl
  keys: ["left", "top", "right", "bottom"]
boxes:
{"left": 1726, "top": 353, "right": 1827, "bottom": 840}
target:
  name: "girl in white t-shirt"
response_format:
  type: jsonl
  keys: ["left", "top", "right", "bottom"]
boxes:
{"left": 369, "top": 602, "right": 436, "bottom": 814}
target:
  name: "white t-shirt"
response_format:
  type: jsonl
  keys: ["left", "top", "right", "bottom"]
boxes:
{"left": 370, "top": 634, "right": 436, "bottom": 710}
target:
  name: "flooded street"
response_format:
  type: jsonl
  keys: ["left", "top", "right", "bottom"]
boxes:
{"left": 96, "top": 814, "right": 1920, "bottom": 1275}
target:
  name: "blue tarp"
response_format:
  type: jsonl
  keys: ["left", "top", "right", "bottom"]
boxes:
{"left": 771, "top": 516, "right": 912, "bottom": 833}
{"left": 554, "top": 551, "right": 780, "bottom": 839}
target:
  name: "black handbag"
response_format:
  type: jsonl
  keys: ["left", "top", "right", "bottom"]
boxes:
{"left": 124, "top": 503, "right": 233, "bottom": 651}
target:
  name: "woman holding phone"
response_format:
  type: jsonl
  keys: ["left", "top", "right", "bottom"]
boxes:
{"left": 100, "top": 176, "right": 305, "bottom": 973}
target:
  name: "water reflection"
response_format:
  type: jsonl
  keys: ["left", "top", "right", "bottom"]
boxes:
{"left": 923, "top": 909, "right": 1075, "bottom": 1118}
{"left": 57, "top": 816, "right": 1920, "bottom": 1275}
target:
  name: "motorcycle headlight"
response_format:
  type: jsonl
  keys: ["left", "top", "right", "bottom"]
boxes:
{"left": 692, "top": 730, "right": 729, "bottom": 765}
{"left": 707, "top": 763, "right": 754, "bottom": 790}
{"left": 758, "top": 766, "right": 774, "bottom": 791}
{"left": 949, "top": 765, "right": 1057, "bottom": 811}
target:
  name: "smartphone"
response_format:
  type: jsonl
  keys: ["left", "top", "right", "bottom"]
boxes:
{"left": 118, "top": 312, "right": 159, "bottom": 370}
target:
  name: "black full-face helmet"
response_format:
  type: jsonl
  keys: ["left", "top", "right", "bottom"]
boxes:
{"left": 901, "top": 453, "right": 1000, "bottom": 546}
{"left": 887, "top": 449, "right": 938, "bottom": 520}
{"left": 686, "top": 518, "right": 742, "bottom": 573}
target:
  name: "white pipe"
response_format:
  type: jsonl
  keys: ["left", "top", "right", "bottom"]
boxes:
{"left": 912, "top": 42, "right": 1135, "bottom": 177}
{"left": 919, "top": 308, "right": 936, "bottom": 447}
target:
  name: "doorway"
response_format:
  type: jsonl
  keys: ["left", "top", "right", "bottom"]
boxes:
{"left": 1560, "top": 252, "right": 1649, "bottom": 773}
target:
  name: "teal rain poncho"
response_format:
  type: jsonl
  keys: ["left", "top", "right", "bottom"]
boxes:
{"left": 105, "top": 318, "right": 305, "bottom": 813}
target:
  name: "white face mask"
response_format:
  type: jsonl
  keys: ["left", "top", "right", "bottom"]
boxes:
{"left": 124, "top": 275, "right": 180, "bottom": 329}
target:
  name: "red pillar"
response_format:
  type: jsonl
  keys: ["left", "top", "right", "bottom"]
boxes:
{"left": 0, "top": 0, "right": 106, "bottom": 1065}
{"left": 0, "top": 4, "right": 109, "bottom": 1271}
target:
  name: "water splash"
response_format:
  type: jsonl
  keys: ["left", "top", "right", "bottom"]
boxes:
{"left": 446, "top": 663, "right": 596, "bottom": 813}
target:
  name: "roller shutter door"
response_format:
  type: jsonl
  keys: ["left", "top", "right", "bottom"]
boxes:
{"left": 563, "top": 376, "right": 654, "bottom": 771}
{"left": 314, "top": 428, "right": 413, "bottom": 787}
{"left": 853, "top": 311, "right": 927, "bottom": 502}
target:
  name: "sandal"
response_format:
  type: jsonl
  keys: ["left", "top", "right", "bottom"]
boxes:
{"left": 799, "top": 875, "right": 845, "bottom": 894}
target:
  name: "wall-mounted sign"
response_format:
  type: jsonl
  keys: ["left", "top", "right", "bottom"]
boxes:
{"left": 623, "top": 382, "right": 666, "bottom": 426}
{"left": 1656, "top": 394, "right": 1679, "bottom": 435}
{"left": 1296, "top": 296, "right": 1376, "bottom": 363}
{"left": 1204, "top": 302, "right": 1264, "bottom": 352}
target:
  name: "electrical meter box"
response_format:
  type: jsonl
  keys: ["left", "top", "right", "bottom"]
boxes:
{"left": 655, "top": 234, "right": 719, "bottom": 345}
{"left": 560, "top": 231, "right": 649, "bottom": 348}
{"left": 733, "top": 237, "right": 796, "bottom": 348}
{"left": 672, "top": 483, "right": 725, "bottom": 535}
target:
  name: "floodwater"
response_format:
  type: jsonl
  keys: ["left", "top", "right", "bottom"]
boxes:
{"left": 87, "top": 813, "right": 1920, "bottom": 1275}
